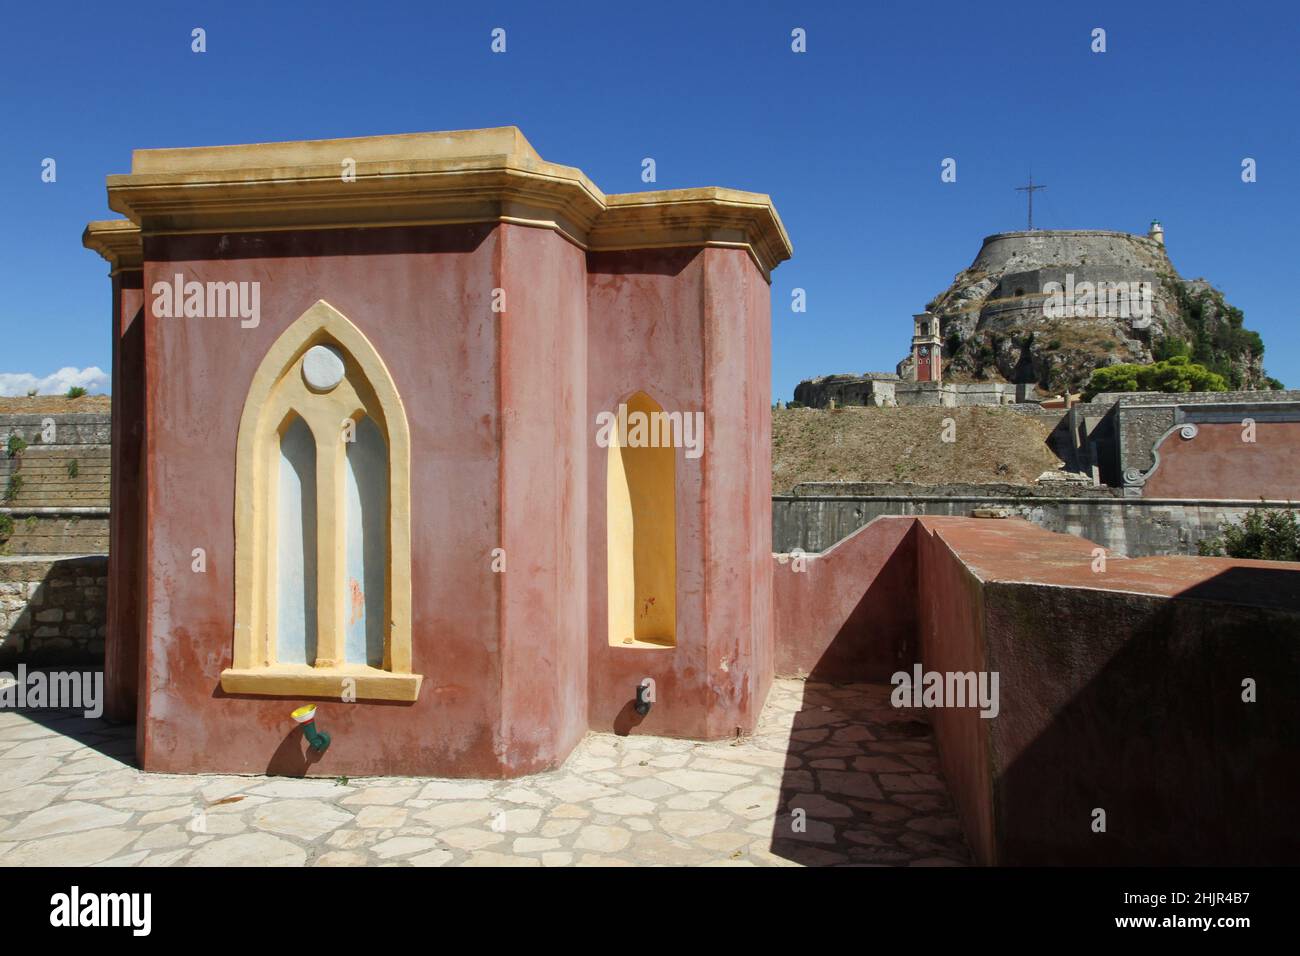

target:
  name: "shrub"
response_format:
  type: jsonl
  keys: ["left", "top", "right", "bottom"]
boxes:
{"left": 1084, "top": 355, "right": 1228, "bottom": 401}
{"left": 1154, "top": 337, "right": 1191, "bottom": 362}
{"left": 0, "top": 514, "right": 12, "bottom": 541}
{"left": 4, "top": 474, "right": 22, "bottom": 502}
{"left": 66, "top": 386, "right": 88, "bottom": 398}
{"left": 67, "top": 460, "right": 79, "bottom": 478}
{"left": 1198, "top": 506, "right": 1300, "bottom": 562}
{"left": 6, "top": 434, "right": 26, "bottom": 457}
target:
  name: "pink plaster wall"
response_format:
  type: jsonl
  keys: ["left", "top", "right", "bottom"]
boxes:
{"left": 1143, "top": 421, "right": 1300, "bottom": 499}
{"left": 916, "top": 517, "right": 1300, "bottom": 865}
{"left": 105, "top": 271, "right": 144, "bottom": 725}
{"left": 496, "top": 224, "right": 590, "bottom": 774}
{"left": 128, "top": 222, "right": 777, "bottom": 776}
{"left": 141, "top": 224, "right": 517, "bottom": 777}
{"left": 913, "top": 520, "right": 996, "bottom": 865}
{"left": 584, "top": 247, "right": 774, "bottom": 740}
{"left": 771, "top": 516, "right": 916, "bottom": 680}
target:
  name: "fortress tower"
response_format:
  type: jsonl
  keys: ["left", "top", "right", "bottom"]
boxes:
{"left": 911, "top": 312, "right": 942, "bottom": 382}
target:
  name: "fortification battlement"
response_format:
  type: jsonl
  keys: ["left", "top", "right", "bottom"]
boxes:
{"left": 970, "top": 229, "right": 1171, "bottom": 277}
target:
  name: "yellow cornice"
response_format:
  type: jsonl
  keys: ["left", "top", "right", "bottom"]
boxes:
{"left": 597, "top": 188, "right": 791, "bottom": 279}
{"left": 81, "top": 219, "right": 142, "bottom": 274}
{"left": 99, "top": 127, "right": 792, "bottom": 278}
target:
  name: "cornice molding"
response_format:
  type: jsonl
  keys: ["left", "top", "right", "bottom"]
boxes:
{"left": 96, "top": 127, "right": 792, "bottom": 279}
{"left": 82, "top": 219, "right": 143, "bottom": 273}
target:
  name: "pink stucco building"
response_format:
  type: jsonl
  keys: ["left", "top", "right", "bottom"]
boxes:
{"left": 84, "top": 128, "right": 790, "bottom": 778}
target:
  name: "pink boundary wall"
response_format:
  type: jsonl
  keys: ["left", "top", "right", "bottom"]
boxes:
{"left": 773, "top": 514, "right": 1300, "bottom": 864}
{"left": 771, "top": 515, "right": 916, "bottom": 681}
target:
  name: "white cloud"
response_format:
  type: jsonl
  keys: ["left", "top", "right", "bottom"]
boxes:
{"left": 0, "top": 366, "right": 110, "bottom": 397}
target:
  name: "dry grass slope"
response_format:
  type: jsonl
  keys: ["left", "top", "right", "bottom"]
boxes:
{"left": 772, "top": 406, "right": 1064, "bottom": 493}
{"left": 0, "top": 395, "right": 110, "bottom": 414}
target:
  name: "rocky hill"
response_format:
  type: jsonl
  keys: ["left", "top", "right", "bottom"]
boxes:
{"left": 899, "top": 228, "right": 1277, "bottom": 393}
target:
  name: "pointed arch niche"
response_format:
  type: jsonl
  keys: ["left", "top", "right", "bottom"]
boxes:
{"left": 220, "top": 300, "right": 420, "bottom": 702}
{"left": 607, "top": 390, "right": 677, "bottom": 648}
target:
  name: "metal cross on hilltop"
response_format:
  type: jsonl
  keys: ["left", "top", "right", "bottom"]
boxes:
{"left": 1015, "top": 174, "right": 1046, "bottom": 231}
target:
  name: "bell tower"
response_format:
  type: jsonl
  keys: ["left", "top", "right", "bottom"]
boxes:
{"left": 912, "top": 312, "right": 942, "bottom": 383}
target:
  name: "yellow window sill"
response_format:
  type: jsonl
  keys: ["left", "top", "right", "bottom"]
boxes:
{"left": 611, "top": 637, "right": 676, "bottom": 650}
{"left": 220, "top": 665, "right": 422, "bottom": 702}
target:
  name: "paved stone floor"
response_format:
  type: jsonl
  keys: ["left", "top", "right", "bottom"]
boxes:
{"left": 0, "top": 678, "right": 971, "bottom": 866}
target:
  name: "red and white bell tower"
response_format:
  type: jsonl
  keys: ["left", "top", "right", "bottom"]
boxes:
{"left": 912, "top": 312, "right": 942, "bottom": 383}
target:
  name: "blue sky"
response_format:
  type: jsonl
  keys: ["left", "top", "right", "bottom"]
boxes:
{"left": 2, "top": 0, "right": 1296, "bottom": 398}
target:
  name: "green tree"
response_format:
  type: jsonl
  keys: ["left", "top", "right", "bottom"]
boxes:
{"left": 1143, "top": 354, "right": 1229, "bottom": 393}
{"left": 1198, "top": 506, "right": 1300, "bottom": 562}
{"left": 1084, "top": 363, "right": 1140, "bottom": 398}
{"left": 1153, "top": 336, "right": 1190, "bottom": 362}
{"left": 1084, "top": 355, "right": 1228, "bottom": 401}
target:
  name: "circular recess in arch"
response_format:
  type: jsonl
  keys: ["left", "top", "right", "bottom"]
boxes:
{"left": 302, "top": 344, "right": 346, "bottom": 392}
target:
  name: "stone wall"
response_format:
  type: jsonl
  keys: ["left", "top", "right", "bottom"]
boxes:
{"left": 0, "top": 555, "right": 108, "bottom": 665}
{"left": 893, "top": 382, "right": 1029, "bottom": 407}
{"left": 792, "top": 376, "right": 1032, "bottom": 409}
{"left": 1, "top": 409, "right": 111, "bottom": 556}
{"left": 970, "top": 230, "right": 1166, "bottom": 274}
{"left": 1103, "top": 393, "right": 1300, "bottom": 496}
{"left": 773, "top": 491, "right": 1300, "bottom": 558}
{"left": 1098, "top": 389, "right": 1300, "bottom": 406}
{"left": 0, "top": 514, "right": 109, "bottom": 556}
{"left": 1, "top": 408, "right": 111, "bottom": 666}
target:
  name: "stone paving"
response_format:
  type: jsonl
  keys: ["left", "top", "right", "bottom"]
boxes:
{"left": 0, "top": 678, "right": 971, "bottom": 866}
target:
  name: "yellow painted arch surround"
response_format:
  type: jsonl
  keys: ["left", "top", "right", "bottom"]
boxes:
{"left": 220, "top": 300, "right": 420, "bottom": 702}
{"left": 606, "top": 391, "right": 677, "bottom": 648}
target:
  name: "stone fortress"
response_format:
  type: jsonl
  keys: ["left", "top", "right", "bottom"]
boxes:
{"left": 795, "top": 220, "right": 1272, "bottom": 410}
